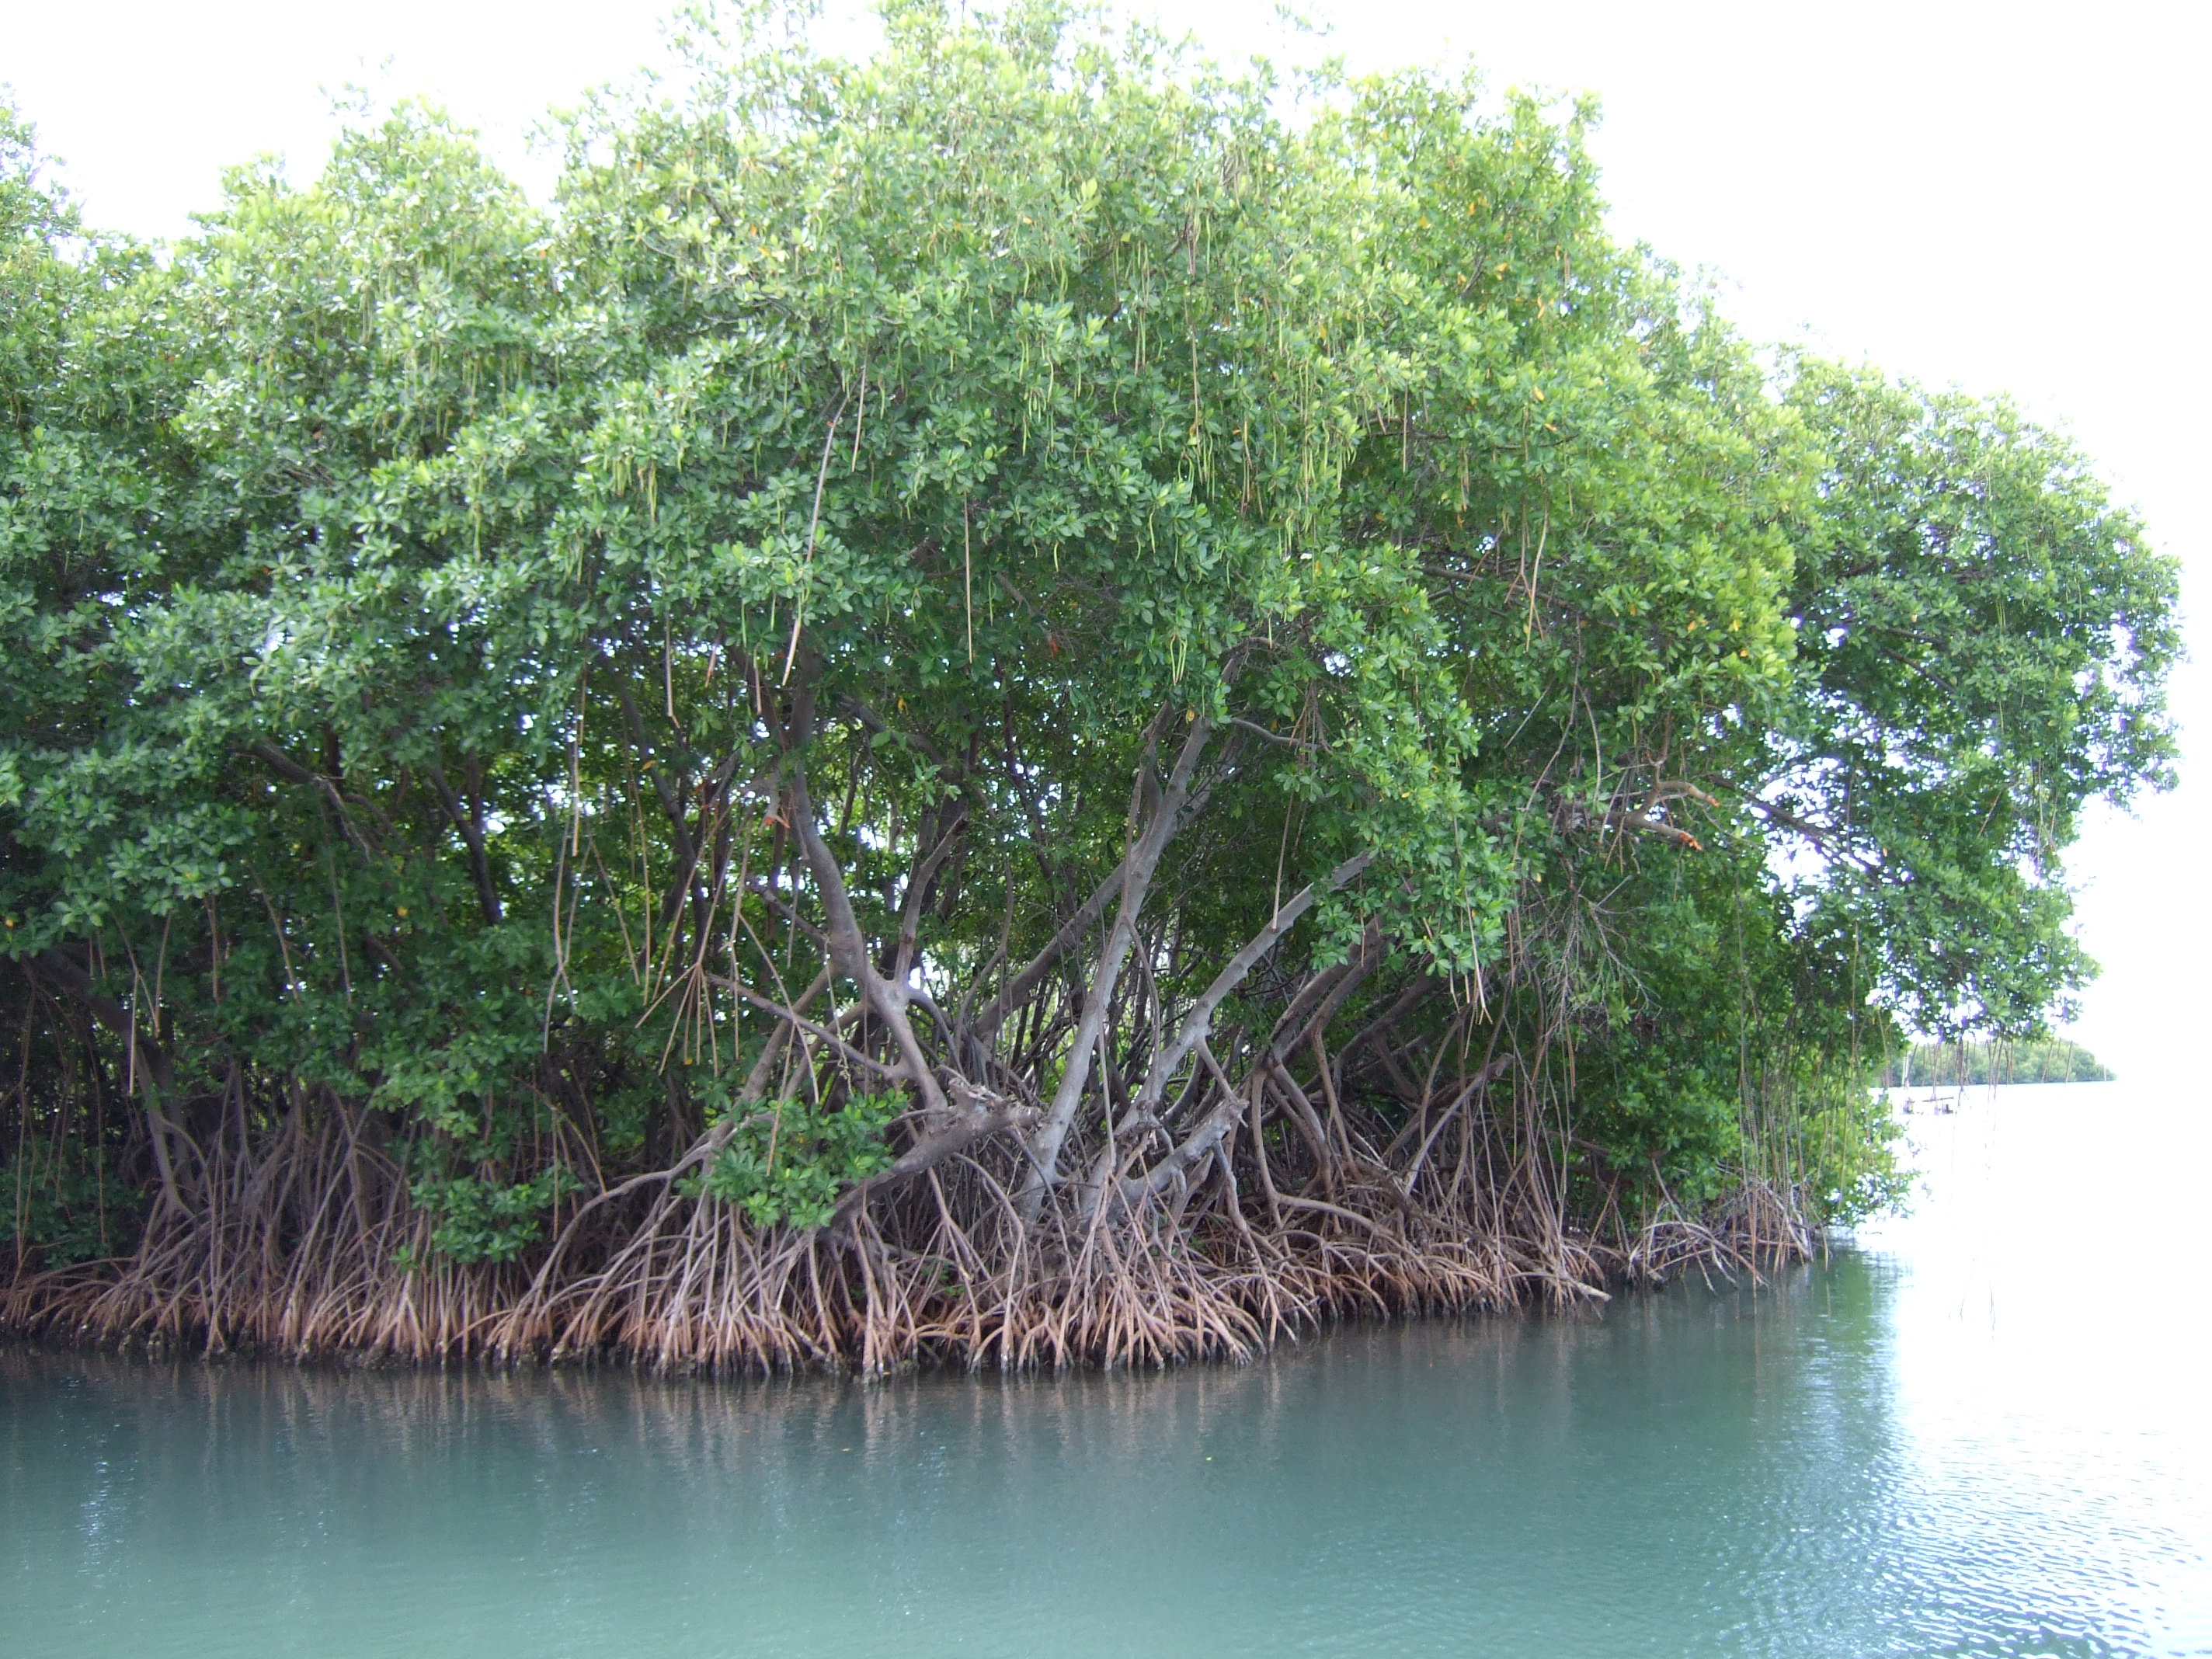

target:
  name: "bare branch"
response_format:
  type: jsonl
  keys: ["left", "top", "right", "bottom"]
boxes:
{"left": 1226, "top": 715, "right": 1314, "bottom": 750}
{"left": 1018, "top": 705, "right": 1216, "bottom": 1214}
{"left": 832, "top": 1100, "right": 1037, "bottom": 1223}
{"left": 715, "top": 977, "right": 909, "bottom": 1084}
{"left": 1132, "top": 851, "right": 1372, "bottom": 1117}
{"left": 781, "top": 680, "right": 951, "bottom": 1120}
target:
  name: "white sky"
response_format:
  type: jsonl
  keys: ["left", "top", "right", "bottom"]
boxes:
{"left": 4, "top": 0, "right": 2205, "bottom": 1080}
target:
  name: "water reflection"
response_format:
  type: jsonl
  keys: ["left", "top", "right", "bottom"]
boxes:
{"left": 4, "top": 1083, "right": 2208, "bottom": 1657}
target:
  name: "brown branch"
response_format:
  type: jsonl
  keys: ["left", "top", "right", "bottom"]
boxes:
{"left": 831, "top": 1101, "right": 1036, "bottom": 1223}
{"left": 1333, "top": 977, "right": 1435, "bottom": 1090}
{"left": 423, "top": 759, "right": 503, "bottom": 924}
{"left": 1267, "top": 917, "right": 1383, "bottom": 1056}
{"left": 781, "top": 681, "right": 950, "bottom": 1122}
{"left": 972, "top": 854, "right": 1125, "bottom": 1038}
{"left": 613, "top": 679, "right": 696, "bottom": 875}
{"left": 1129, "top": 1038, "right": 1247, "bottom": 1200}
{"left": 1225, "top": 715, "right": 1314, "bottom": 751}
{"left": 737, "top": 966, "right": 831, "bottom": 1107}
{"left": 1132, "top": 851, "right": 1372, "bottom": 1117}
{"left": 1019, "top": 704, "right": 1215, "bottom": 1214}
{"left": 1609, "top": 811, "right": 1704, "bottom": 851}
{"left": 25, "top": 948, "right": 183, "bottom": 1213}
{"left": 892, "top": 804, "right": 969, "bottom": 983}
{"left": 715, "top": 977, "right": 909, "bottom": 1084}
{"left": 26, "top": 949, "right": 171, "bottom": 1090}
{"left": 252, "top": 742, "right": 383, "bottom": 860}
{"left": 1122, "top": 854, "right": 1375, "bottom": 1205}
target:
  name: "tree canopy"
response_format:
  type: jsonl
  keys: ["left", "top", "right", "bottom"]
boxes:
{"left": 0, "top": 2, "right": 2177, "bottom": 1366}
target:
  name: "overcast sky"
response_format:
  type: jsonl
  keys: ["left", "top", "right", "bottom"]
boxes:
{"left": 5, "top": 0, "right": 2204, "bottom": 1080}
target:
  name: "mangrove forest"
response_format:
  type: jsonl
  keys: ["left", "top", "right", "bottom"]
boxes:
{"left": 0, "top": 2, "right": 2179, "bottom": 1369}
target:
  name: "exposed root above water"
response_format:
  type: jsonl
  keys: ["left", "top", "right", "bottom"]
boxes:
{"left": 2, "top": 1121, "right": 1814, "bottom": 1373}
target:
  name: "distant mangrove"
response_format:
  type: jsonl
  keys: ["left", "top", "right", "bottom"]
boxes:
{"left": 1883, "top": 1040, "right": 2114, "bottom": 1089}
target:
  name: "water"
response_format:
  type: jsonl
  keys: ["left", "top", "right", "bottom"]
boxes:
{"left": 5, "top": 1082, "right": 2208, "bottom": 1657}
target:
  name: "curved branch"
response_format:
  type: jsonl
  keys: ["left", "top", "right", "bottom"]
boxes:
{"left": 1018, "top": 705, "right": 1216, "bottom": 1213}
{"left": 831, "top": 1101, "right": 1037, "bottom": 1223}
{"left": 423, "top": 758, "right": 503, "bottom": 925}
{"left": 781, "top": 685, "right": 950, "bottom": 1121}
{"left": 1132, "top": 851, "right": 1372, "bottom": 1117}
{"left": 715, "top": 977, "right": 909, "bottom": 1084}
{"left": 255, "top": 741, "right": 384, "bottom": 860}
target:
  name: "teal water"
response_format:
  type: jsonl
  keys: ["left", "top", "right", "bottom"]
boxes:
{"left": 5, "top": 1082, "right": 2209, "bottom": 1657}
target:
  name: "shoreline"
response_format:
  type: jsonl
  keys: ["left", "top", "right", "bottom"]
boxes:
{"left": 2, "top": 1183, "right": 1812, "bottom": 1376}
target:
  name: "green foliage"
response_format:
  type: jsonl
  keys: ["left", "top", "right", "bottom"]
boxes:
{"left": 1771, "top": 362, "right": 2178, "bottom": 1036}
{"left": 691, "top": 1092, "right": 901, "bottom": 1230}
{"left": 3, "top": 1140, "right": 137, "bottom": 1267}
{"left": 406, "top": 1166, "right": 576, "bottom": 1266}
{"left": 0, "top": 2, "right": 2179, "bottom": 1280}
{"left": 1796, "top": 1083, "right": 1912, "bottom": 1227}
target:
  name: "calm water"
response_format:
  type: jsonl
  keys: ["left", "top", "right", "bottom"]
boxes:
{"left": 5, "top": 1082, "right": 2209, "bottom": 1657}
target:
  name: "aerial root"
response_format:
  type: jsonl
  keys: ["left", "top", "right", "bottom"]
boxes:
{"left": 2, "top": 1136, "right": 1812, "bottom": 1373}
